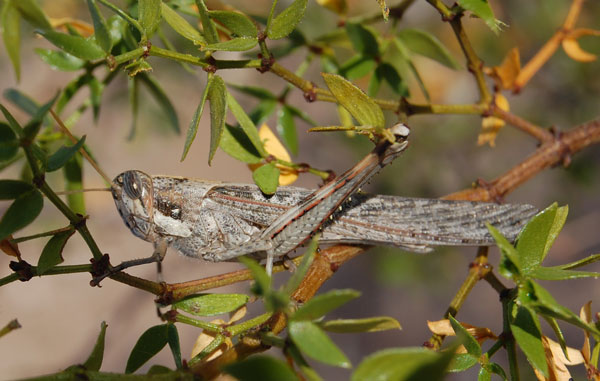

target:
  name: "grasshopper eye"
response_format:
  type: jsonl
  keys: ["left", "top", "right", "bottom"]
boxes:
{"left": 122, "top": 172, "right": 142, "bottom": 199}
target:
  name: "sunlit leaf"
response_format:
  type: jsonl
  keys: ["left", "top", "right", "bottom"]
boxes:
{"left": 484, "top": 47, "right": 520, "bottom": 90}
{"left": 138, "top": 0, "right": 161, "bottom": 38}
{"left": 207, "top": 75, "right": 227, "bottom": 164}
{"left": 181, "top": 77, "right": 211, "bottom": 161}
{"left": 457, "top": 0, "right": 504, "bottom": 34}
{"left": 210, "top": 10, "right": 257, "bottom": 38}
{"left": 252, "top": 162, "right": 280, "bottom": 195}
{"left": 161, "top": 3, "right": 205, "bottom": 46}
{"left": 510, "top": 306, "right": 548, "bottom": 377}
{"left": 292, "top": 289, "right": 360, "bottom": 321}
{"left": 289, "top": 320, "right": 350, "bottom": 368}
{"left": 248, "top": 124, "right": 298, "bottom": 186}
{"left": 220, "top": 124, "right": 262, "bottom": 164}
{"left": 173, "top": 294, "right": 249, "bottom": 317}
{"left": 195, "top": 0, "right": 218, "bottom": 44}
{"left": 238, "top": 256, "right": 271, "bottom": 296}
{"left": 320, "top": 316, "right": 401, "bottom": 333}
{"left": 267, "top": 0, "right": 308, "bottom": 40}
{"left": 2, "top": 2, "right": 21, "bottom": 80}
{"left": 352, "top": 347, "right": 455, "bottom": 381}
{"left": 204, "top": 37, "right": 257, "bottom": 52}
{"left": 227, "top": 93, "right": 267, "bottom": 157}
{"left": 322, "top": 73, "right": 385, "bottom": 130}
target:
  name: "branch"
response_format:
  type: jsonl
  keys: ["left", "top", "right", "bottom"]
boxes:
{"left": 443, "top": 118, "right": 600, "bottom": 201}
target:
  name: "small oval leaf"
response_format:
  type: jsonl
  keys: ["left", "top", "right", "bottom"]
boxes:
{"left": 37, "top": 229, "right": 75, "bottom": 275}
{"left": 47, "top": 136, "right": 86, "bottom": 172}
{"left": 224, "top": 355, "right": 299, "bottom": 381}
{"left": 292, "top": 289, "right": 360, "bottom": 321}
{"left": 0, "top": 189, "right": 43, "bottom": 240}
{"left": 510, "top": 306, "right": 548, "bottom": 377}
{"left": 320, "top": 316, "right": 402, "bottom": 333}
{"left": 161, "top": 3, "right": 206, "bottom": 45}
{"left": 0, "top": 123, "right": 19, "bottom": 162}
{"left": 83, "top": 321, "right": 107, "bottom": 371}
{"left": 2, "top": 3, "right": 21, "bottom": 80}
{"left": 322, "top": 73, "right": 385, "bottom": 130}
{"left": 208, "top": 75, "right": 227, "bottom": 165}
{"left": 252, "top": 162, "right": 280, "bottom": 195}
{"left": 138, "top": 0, "right": 161, "bottom": 38}
{"left": 289, "top": 320, "right": 350, "bottom": 368}
{"left": 34, "top": 48, "right": 85, "bottom": 71}
{"left": 86, "top": 0, "right": 112, "bottom": 53}
{"left": 210, "top": 10, "right": 257, "bottom": 38}
{"left": 173, "top": 294, "right": 249, "bottom": 316}
{"left": 267, "top": 0, "right": 308, "bottom": 40}
{"left": 181, "top": 77, "right": 211, "bottom": 161}
{"left": 220, "top": 124, "right": 262, "bottom": 164}
{"left": 126, "top": 324, "right": 170, "bottom": 373}
{"left": 396, "top": 29, "right": 461, "bottom": 69}
{"left": 36, "top": 30, "right": 105, "bottom": 60}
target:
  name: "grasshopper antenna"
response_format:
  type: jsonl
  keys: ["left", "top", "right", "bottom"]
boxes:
{"left": 49, "top": 109, "right": 113, "bottom": 185}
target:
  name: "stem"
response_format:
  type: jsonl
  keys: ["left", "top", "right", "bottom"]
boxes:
{"left": 96, "top": 0, "right": 143, "bottom": 33}
{"left": 428, "top": 247, "right": 490, "bottom": 349}
{"left": 188, "top": 335, "right": 225, "bottom": 367}
{"left": 175, "top": 313, "right": 221, "bottom": 332}
{"left": 11, "top": 225, "right": 74, "bottom": 244}
{"left": 491, "top": 106, "right": 554, "bottom": 143}
{"left": 111, "top": 47, "right": 145, "bottom": 66}
{"left": 148, "top": 46, "right": 209, "bottom": 68}
{"left": 227, "top": 313, "right": 272, "bottom": 336}
{"left": 0, "top": 319, "right": 20, "bottom": 338}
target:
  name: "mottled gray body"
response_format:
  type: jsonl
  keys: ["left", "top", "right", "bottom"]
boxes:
{"left": 110, "top": 124, "right": 537, "bottom": 271}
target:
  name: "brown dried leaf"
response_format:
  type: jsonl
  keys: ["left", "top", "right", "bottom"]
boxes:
{"left": 427, "top": 319, "right": 498, "bottom": 342}
{"left": 485, "top": 47, "right": 521, "bottom": 90}
{"left": 478, "top": 93, "right": 509, "bottom": 147}
{"left": 0, "top": 236, "right": 21, "bottom": 258}
{"left": 534, "top": 335, "right": 584, "bottom": 381}
{"left": 562, "top": 28, "right": 600, "bottom": 63}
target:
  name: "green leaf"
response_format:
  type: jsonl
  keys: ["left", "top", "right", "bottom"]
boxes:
{"left": 181, "top": 78, "right": 211, "bottom": 161}
{"left": 457, "top": 0, "right": 504, "bottom": 34}
{"left": 322, "top": 73, "right": 385, "bottom": 130}
{"left": 516, "top": 203, "right": 558, "bottom": 274}
{"left": 289, "top": 320, "right": 350, "bottom": 368}
{"left": 166, "top": 324, "right": 181, "bottom": 369}
{"left": 229, "top": 84, "right": 277, "bottom": 100}
{"left": 0, "top": 104, "right": 24, "bottom": 137}
{"left": 378, "top": 63, "right": 409, "bottom": 96}
{"left": 34, "top": 48, "right": 85, "bottom": 71}
{"left": 0, "top": 180, "right": 33, "bottom": 199}
{"left": 478, "top": 366, "right": 491, "bottom": 381}
{"left": 285, "top": 345, "right": 322, "bottom": 381}
{"left": 207, "top": 75, "right": 227, "bottom": 165}
{"left": 249, "top": 100, "right": 278, "bottom": 126}
{"left": 224, "top": 355, "right": 299, "bottom": 381}
{"left": 204, "top": 37, "right": 258, "bottom": 52}
{"left": 138, "top": 0, "right": 161, "bottom": 38}
{"left": 47, "top": 136, "right": 86, "bottom": 172}
{"left": 3, "top": 89, "right": 39, "bottom": 116}
{"left": 339, "top": 56, "right": 376, "bottom": 81}
{"left": 509, "top": 306, "right": 548, "bottom": 377}
{"left": 87, "top": 0, "right": 112, "bottom": 52}
{"left": 484, "top": 363, "right": 507, "bottom": 380}
{"left": 36, "top": 30, "right": 105, "bottom": 60}
{"left": 267, "top": 0, "right": 308, "bottom": 40}
{"left": 23, "top": 92, "right": 58, "bottom": 140}
{"left": 126, "top": 324, "right": 170, "bottom": 373}
{"left": 13, "top": 0, "right": 51, "bottom": 30}
{"left": 138, "top": 74, "right": 180, "bottom": 134}
{"left": 0, "top": 123, "right": 19, "bottom": 162}
{"left": 284, "top": 236, "right": 318, "bottom": 295}
{"left": 210, "top": 11, "right": 257, "bottom": 38}
{"left": 83, "top": 321, "right": 107, "bottom": 371}
{"left": 173, "top": 294, "right": 249, "bottom": 316}
{"left": 320, "top": 317, "right": 401, "bottom": 333}
{"left": 89, "top": 76, "right": 104, "bottom": 121}
{"left": 238, "top": 256, "right": 271, "bottom": 296}
{"left": 396, "top": 29, "right": 461, "bottom": 70}
{"left": 195, "top": 0, "right": 218, "bottom": 44}
{"left": 519, "top": 280, "right": 600, "bottom": 335}
{"left": 37, "top": 229, "right": 75, "bottom": 275}
{"left": 147, "top": 365, "right": 172, "bottom": 375}
{"left": 252, "top": 162, "right": 280, "bottom": 195}
{"left": 449, "top": 316, "right": 481, "bottom": 357}
{"left": 63, "top": 154, "right": 85, "bottom": 214}
{"left": 530, "top": 265, "right": 599, "bottom": 281}
{"left": 352, "top": 347, "right": 455, "bottom": 381}
{"left": 2, "top": 2, "right": 21, "bottom": 81}
{"left": 277, "top": 106, "right": 298, "bottom": 155}
{"left": 448, "top": 353, "right": 478, "bottom": 372}
{"left": 220, "top": 124, "right": 262, "bottom": 164}
{"left": 486, "top": 223, "right": 521, "bottom": 280}
{"left": 292, "top": 289, "right": 360, "bottom": 321}
{"left": 227, "top": 93, "right": 267, "bottom": 157}
{"left": 345, "top": 23, "right": 379, "bottom": 57}
{"left": 0, "top": 189, "right": 43, "bottom": 240}
{"left": 161, "top": 3, "right": 205, "bottom": 46}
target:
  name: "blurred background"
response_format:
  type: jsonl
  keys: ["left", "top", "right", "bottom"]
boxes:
{"left": 0, "top": 0, "right": 599, "bottom": 379}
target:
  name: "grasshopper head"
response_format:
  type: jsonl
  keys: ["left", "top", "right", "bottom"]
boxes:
{"left": 111, "top": 170, "right": 155, "bottom": 241}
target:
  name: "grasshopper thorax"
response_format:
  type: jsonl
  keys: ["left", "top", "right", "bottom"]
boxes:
{"left": 112, "top": 170, "right": 155, "bottom": 242}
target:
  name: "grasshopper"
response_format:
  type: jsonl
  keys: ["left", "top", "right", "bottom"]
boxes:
{"left": 108, "top": 124, "right": 537, "bottom": 277}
